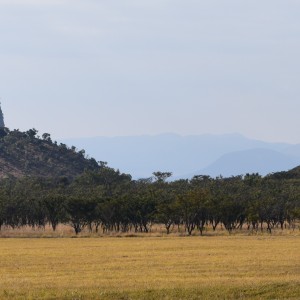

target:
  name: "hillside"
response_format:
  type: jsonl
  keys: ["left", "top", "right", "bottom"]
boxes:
{"left": 0, "top": 128, "right": 99, "bottom": 178}
{"left": 267, "top": 165, "right": 300, "bottom": 180}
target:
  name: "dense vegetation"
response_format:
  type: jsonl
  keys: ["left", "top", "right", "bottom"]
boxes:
{"left": 0, "top": 165, "right": 299, "bottom": 235}
{"left": 0, "top": 128, "right": 299, "bottom": 235}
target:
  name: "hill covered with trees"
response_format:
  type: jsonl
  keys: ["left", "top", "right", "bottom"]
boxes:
{"left": 0, "top": 128, "right": 299, "bottom": 236}
{"left": 0, "top": 128, "right": 99, "bottom": 178}
{"left": 268, "top": 165, "right": 300, "bottom": 180}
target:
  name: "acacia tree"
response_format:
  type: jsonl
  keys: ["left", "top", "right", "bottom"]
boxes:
{"left": 214, "top": 176, "right": 246, "bottom": 232}
{"left": 0, "top": 193, "right": 5, "bottom": 230}
{"left": 65, "top": 197, "right": 96, "bottom": 234}
{"left": 43, "top": 194, "right": 67, "bottom": 231}
{"left": 153, "top": 171, "right": 172, "bottom": 183}
{"left": 155, "top": 187, "right": 178, "bottom": 234}
{"left": 175, "top": 188, "right": 209, "bottom": 236}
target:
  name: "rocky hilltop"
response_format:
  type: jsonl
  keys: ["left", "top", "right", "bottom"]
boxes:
{"left": 0, "top": 103, "right": 5, "bottom": 128}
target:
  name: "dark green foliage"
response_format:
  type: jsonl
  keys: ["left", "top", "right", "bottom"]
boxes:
{"left": 0, "top": 168, "right": 299, "bottom": 235}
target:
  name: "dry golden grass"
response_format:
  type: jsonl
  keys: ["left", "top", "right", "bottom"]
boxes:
{"left": 0, "top": 236, "right": 299, "bottom": 299}
{"left": 0, "top": 223, "right": 299, "bottom": 238}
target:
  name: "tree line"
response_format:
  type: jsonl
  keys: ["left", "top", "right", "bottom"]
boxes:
{"left": 0, "top": 164, "right": 299, "bottom": 235}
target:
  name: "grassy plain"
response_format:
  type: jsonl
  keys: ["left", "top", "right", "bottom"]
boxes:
{"left": 0, "top": 236, "right": 299, "bottom": 299}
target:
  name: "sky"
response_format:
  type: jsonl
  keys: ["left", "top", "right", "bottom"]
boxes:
{"left": 0, "top": 0, "right": 300, "bottom": 143}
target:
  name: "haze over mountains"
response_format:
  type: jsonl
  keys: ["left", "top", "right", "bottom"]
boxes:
{"left": 61, "top": 133, "right": 300, "bottom": 179}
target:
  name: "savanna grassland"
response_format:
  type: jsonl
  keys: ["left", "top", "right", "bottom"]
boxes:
{"left": 0, "top": 129, "right": 300, "bottom": 299}
{"left": 0, "top": 235, "right": 299, "bottom": 300}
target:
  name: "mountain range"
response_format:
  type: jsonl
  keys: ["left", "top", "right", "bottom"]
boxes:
{"left": 61, "top": 133, "right": 300, "bottom": 179}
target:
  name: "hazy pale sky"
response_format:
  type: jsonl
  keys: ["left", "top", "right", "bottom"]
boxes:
{"left": 1, "top": 0, "right": 300, "bottom": 143}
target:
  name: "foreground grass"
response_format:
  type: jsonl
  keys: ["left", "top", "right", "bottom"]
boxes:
{"left": 0, "top": 236, "right": 299, "bottom": 299}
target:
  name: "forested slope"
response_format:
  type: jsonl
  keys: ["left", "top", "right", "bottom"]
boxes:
{"left": 267, "top": 165, "right": 300, "bottom": 180}
{"left": 0, "top": 128, "right": 99, "bottom": 178}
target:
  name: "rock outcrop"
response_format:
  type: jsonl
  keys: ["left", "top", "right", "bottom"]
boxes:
{"left": 0, "top": 103, "right": 4, "bottom": 128}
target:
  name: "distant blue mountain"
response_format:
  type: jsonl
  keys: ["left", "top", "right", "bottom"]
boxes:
{"left": 198, "top": 148, "right": 300, "bottom": 178}
{"left": 60, "top": 133, "right": 297, "bottom": 179}
{"left": 281, "top": 144, "right": 300, "bottom": 158}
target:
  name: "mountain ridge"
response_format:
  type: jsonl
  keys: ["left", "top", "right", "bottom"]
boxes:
{"left": 199, "top": 148, "right": 300, "bottom": 178}
{"left": 60, "top": 133, "right": 297, "bottom": 178}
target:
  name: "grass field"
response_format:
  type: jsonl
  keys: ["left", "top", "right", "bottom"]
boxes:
{"left": 0, "top": 236, "right": 299, "bottom": 299}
